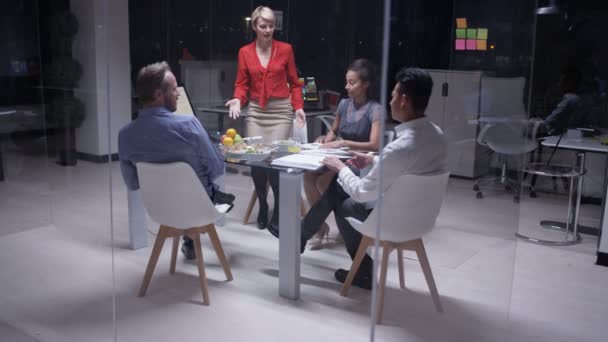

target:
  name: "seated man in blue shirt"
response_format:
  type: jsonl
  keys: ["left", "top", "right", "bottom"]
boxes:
{"left": 119, "top": 61, "right": 234, "bottom": 260}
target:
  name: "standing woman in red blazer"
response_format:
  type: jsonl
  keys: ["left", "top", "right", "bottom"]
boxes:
{"left": 225, "top": 6, "right": 306, "bottom": 234}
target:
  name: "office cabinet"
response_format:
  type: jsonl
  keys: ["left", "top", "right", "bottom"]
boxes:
{"left": 426, "top": 69, "right": 489, "bottom": 178}
{"left": 179, "top": 60, "right": 237, "bottom": 108}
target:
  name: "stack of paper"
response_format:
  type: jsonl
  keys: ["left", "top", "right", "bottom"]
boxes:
{"left": 299, "top": 149, "right": 351, "bottom": 159}
{"left": 271, "top": 154, "right": 325, "bottom": 171}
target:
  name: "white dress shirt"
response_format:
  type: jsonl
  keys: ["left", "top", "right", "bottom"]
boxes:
{"left": 337, "top": 116, "right": 448, "bottom": 203}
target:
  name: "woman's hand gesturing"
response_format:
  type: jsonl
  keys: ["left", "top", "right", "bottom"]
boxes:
{"left": 225, "top": 99, "right": 241, "bottom": 119}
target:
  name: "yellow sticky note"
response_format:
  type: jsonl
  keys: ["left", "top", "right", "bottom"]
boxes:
{"left": 477, "top": 40, "right": 487, "bottom": 51}
{"left": 456, "top": 18, "right": 467, "bottom": 29}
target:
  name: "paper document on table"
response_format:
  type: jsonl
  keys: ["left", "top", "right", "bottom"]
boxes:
{"left": 299, "top": 149, "right": 351, "bottom": 159}
{"left": 271, "top": 154, "right": 325, "bottom": 171}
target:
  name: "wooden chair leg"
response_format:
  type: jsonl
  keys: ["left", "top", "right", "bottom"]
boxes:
{"left": 340, "top": 236, "right": 373, "bottom": 296}
{"left": 170, "top": 235, "right": 180, "bottom": 274}
{"left": 138, "top": 225, "right": 168, "bottom": 297}
{"left": 376, "top": 246, "right": 392, "bottom": 324}
{"left": 190, "top": 229, "right": 210, "bottom": 305}
{"left": 242, "top": 190, "right": 257, "bottom": 224}
{"left": 207, "top": 225, "right": 233, "bottom": 281}
{"left": 414, "top": 239, "right": 443, "bottom": 313}
{"left": 300, "top": 200, "right": 307, "bottom": 216}
{"left": 397, "top": 248, "right": 405, "bottom": 289}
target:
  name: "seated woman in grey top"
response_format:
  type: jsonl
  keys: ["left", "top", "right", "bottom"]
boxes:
{"left": 303, "top": 59, "right": 386, "bottom": 248}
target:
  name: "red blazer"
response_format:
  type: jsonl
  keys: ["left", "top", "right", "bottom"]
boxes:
{"left": 233, "top": 40, "right": 304, "bottom": 111}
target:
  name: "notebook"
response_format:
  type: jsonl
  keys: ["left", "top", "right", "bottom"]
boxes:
{"left": 271, "top": 154, "right": 325, "bottom": 171}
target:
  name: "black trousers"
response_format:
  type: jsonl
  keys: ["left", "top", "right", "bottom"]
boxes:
{"left": 301, "top": 177, "right": 374, "bottom": 275}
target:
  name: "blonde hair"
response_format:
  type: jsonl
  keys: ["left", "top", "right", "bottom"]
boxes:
{"left": 251, "top": 6, "right": 275, "bottom": 28}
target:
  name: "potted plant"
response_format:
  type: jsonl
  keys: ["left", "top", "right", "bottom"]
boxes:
{"left": 44, "top": 10, "right": 85, "bottom": 166}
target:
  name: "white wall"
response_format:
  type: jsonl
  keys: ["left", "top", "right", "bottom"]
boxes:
{"left": 71, "top": 0, "right": 131, "bottom": 156}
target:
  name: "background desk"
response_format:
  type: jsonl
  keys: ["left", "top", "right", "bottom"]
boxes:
{"left": 541, "top": 134, "right": 608, "bottom": 265}
{"left": 196, "top": 106, "right": 334, "bottom": 140}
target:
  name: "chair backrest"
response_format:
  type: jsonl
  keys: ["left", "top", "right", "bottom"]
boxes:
{"left": 137, "top": 162, "right": 223, "bottom": 229}
{"left": 480, "top": 76, "right": 527, "bottom": 119}
{"left": 357, "top": 173, "right": 450, "bottom": 242}
{"left": 315, "top": 115, "right": 336, "bottom": 132}
{"left": 384, "top": 130, "right": 395, "bottom": 146}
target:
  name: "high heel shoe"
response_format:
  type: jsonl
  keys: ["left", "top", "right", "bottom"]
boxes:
{"left": 266, "top": 209, "right": 279, "bottom": 238}
{"left": 309, "top": 222, "right": 330, "bottom": 250}
{"left": 257, "top": 205, "right": 268, "bottom": 230}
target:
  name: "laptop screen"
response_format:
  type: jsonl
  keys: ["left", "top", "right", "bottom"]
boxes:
{"left": 175, "top": 86, "right": 195, "bottom": 116}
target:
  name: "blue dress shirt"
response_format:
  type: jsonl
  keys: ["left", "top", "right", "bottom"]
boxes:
{"left": 118, "top": 106, "right": 224, "bottom": 197}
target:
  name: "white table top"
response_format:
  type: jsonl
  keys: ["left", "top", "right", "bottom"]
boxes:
{"left": 541, "top": 134, "right": 608, "bottom": 154}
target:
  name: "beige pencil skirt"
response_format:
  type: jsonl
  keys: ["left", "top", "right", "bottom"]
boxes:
{"left": 246, "top": 98, "right": 294, "bottom": 142}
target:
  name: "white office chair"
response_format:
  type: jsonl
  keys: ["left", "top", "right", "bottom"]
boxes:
{"left": 315, "top": 114, "right": 335, "bottom": 133}
{"left": 474, "top": 76, "right": 540, "bottom": 202}
{"left": 136, "top": 162, "right": 233, "bottom": 305}
{"left": 340, "top": 172, "right": 450, "bottom": 323}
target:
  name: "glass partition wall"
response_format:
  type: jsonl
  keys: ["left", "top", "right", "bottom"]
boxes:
{"left": 0, "top": 0, "right": 116, "bottom": 340}
{"left": 4, "top": 1, "right": 607, "bottom": 341}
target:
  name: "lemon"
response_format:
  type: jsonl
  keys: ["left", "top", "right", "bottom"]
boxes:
{"left": 223, "top": 136, "right": 234, "bottom": 146}
{"left": 226, "top": 128, "right": 237, "bottom": 138}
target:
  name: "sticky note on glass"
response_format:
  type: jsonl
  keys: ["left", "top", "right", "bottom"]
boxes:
{"left": 477, "top": 40, "right": 487, "bottom": 50}
{"left": 455, "top": 39, "right": 466, "bottom": 50}
{"left": 466, "top": 39, "right": 477, "bottom": 50}
{"left": 456, "top": 29, "right": 466, "bottom": 39}
{"left": 477, "top": 28, "right": 488, "bottom": 40}
{"left": 456, "top": 18, "right": 467, "bottom": 29}
{"left": 466, "top": 29, "right": 477, "bottom": 39}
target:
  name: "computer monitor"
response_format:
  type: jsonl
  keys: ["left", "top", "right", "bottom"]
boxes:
{"left": 175, "top": 86, "right": 195, "bottom": 116}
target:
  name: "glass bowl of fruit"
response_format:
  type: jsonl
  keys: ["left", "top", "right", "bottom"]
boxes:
{"left": 221, "top": 143, "right": 276, "bottom": 161}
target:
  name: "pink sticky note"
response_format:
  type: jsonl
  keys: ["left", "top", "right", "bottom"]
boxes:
{"left": 466, "top": 39, "right": 477, "bottom": 50}
{"left": 455, "top": 39, "right": 466, "bottom": 50}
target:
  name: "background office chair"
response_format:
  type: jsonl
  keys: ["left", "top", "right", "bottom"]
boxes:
{"left": 474, "top": 76, "right": 539, "bottom": 202}
{"left": 137, "top": 162, "right": 233, "bottom": 305}
{"left": 340, "top": 173, "right": 449, "bottom": 324}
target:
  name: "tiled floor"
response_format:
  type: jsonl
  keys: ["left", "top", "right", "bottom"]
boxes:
{"left": 0, "top": 150, "right": 607, "bottom": 342}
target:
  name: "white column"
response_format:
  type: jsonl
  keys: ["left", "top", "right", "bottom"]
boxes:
{"left": 71, "top": 0, "right": 132, "bottom": 156}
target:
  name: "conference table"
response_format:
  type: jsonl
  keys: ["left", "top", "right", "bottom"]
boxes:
{"left": 127, "top": 109, "right": 336, "bottom": 300}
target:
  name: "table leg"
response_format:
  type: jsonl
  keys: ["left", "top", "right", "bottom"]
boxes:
{"left": 534, "top": 153, "right": 599, "bottom": 236}
{"left": 128, "top": 189, "right": 149, "bottom": 250}
{"left": 278, "top": 171, "right": 302, "bottom": 300}
{"left": 218, "top": 112, "right": 224, "bottom": 133}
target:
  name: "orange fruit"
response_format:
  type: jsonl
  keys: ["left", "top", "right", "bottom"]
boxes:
{"left": 226, "top": 128, "right": 237, "bottom": 138}
{"left": 222, "top": 136, "right": 234, "bottom": 146}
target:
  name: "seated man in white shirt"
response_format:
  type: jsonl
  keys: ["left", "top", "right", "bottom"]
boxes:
{"left": 297, "top": 68, "right": 448, "bottom": 289}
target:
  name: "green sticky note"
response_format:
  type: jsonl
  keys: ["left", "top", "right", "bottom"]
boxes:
{"left": 456, "top": 29, "right": 466, "bottom": 39}
{"left": 477, "top": 28, "right": 488, "bottom": 40}
{"left": 466, "top": 28, "right": 477, "bottom": 39}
